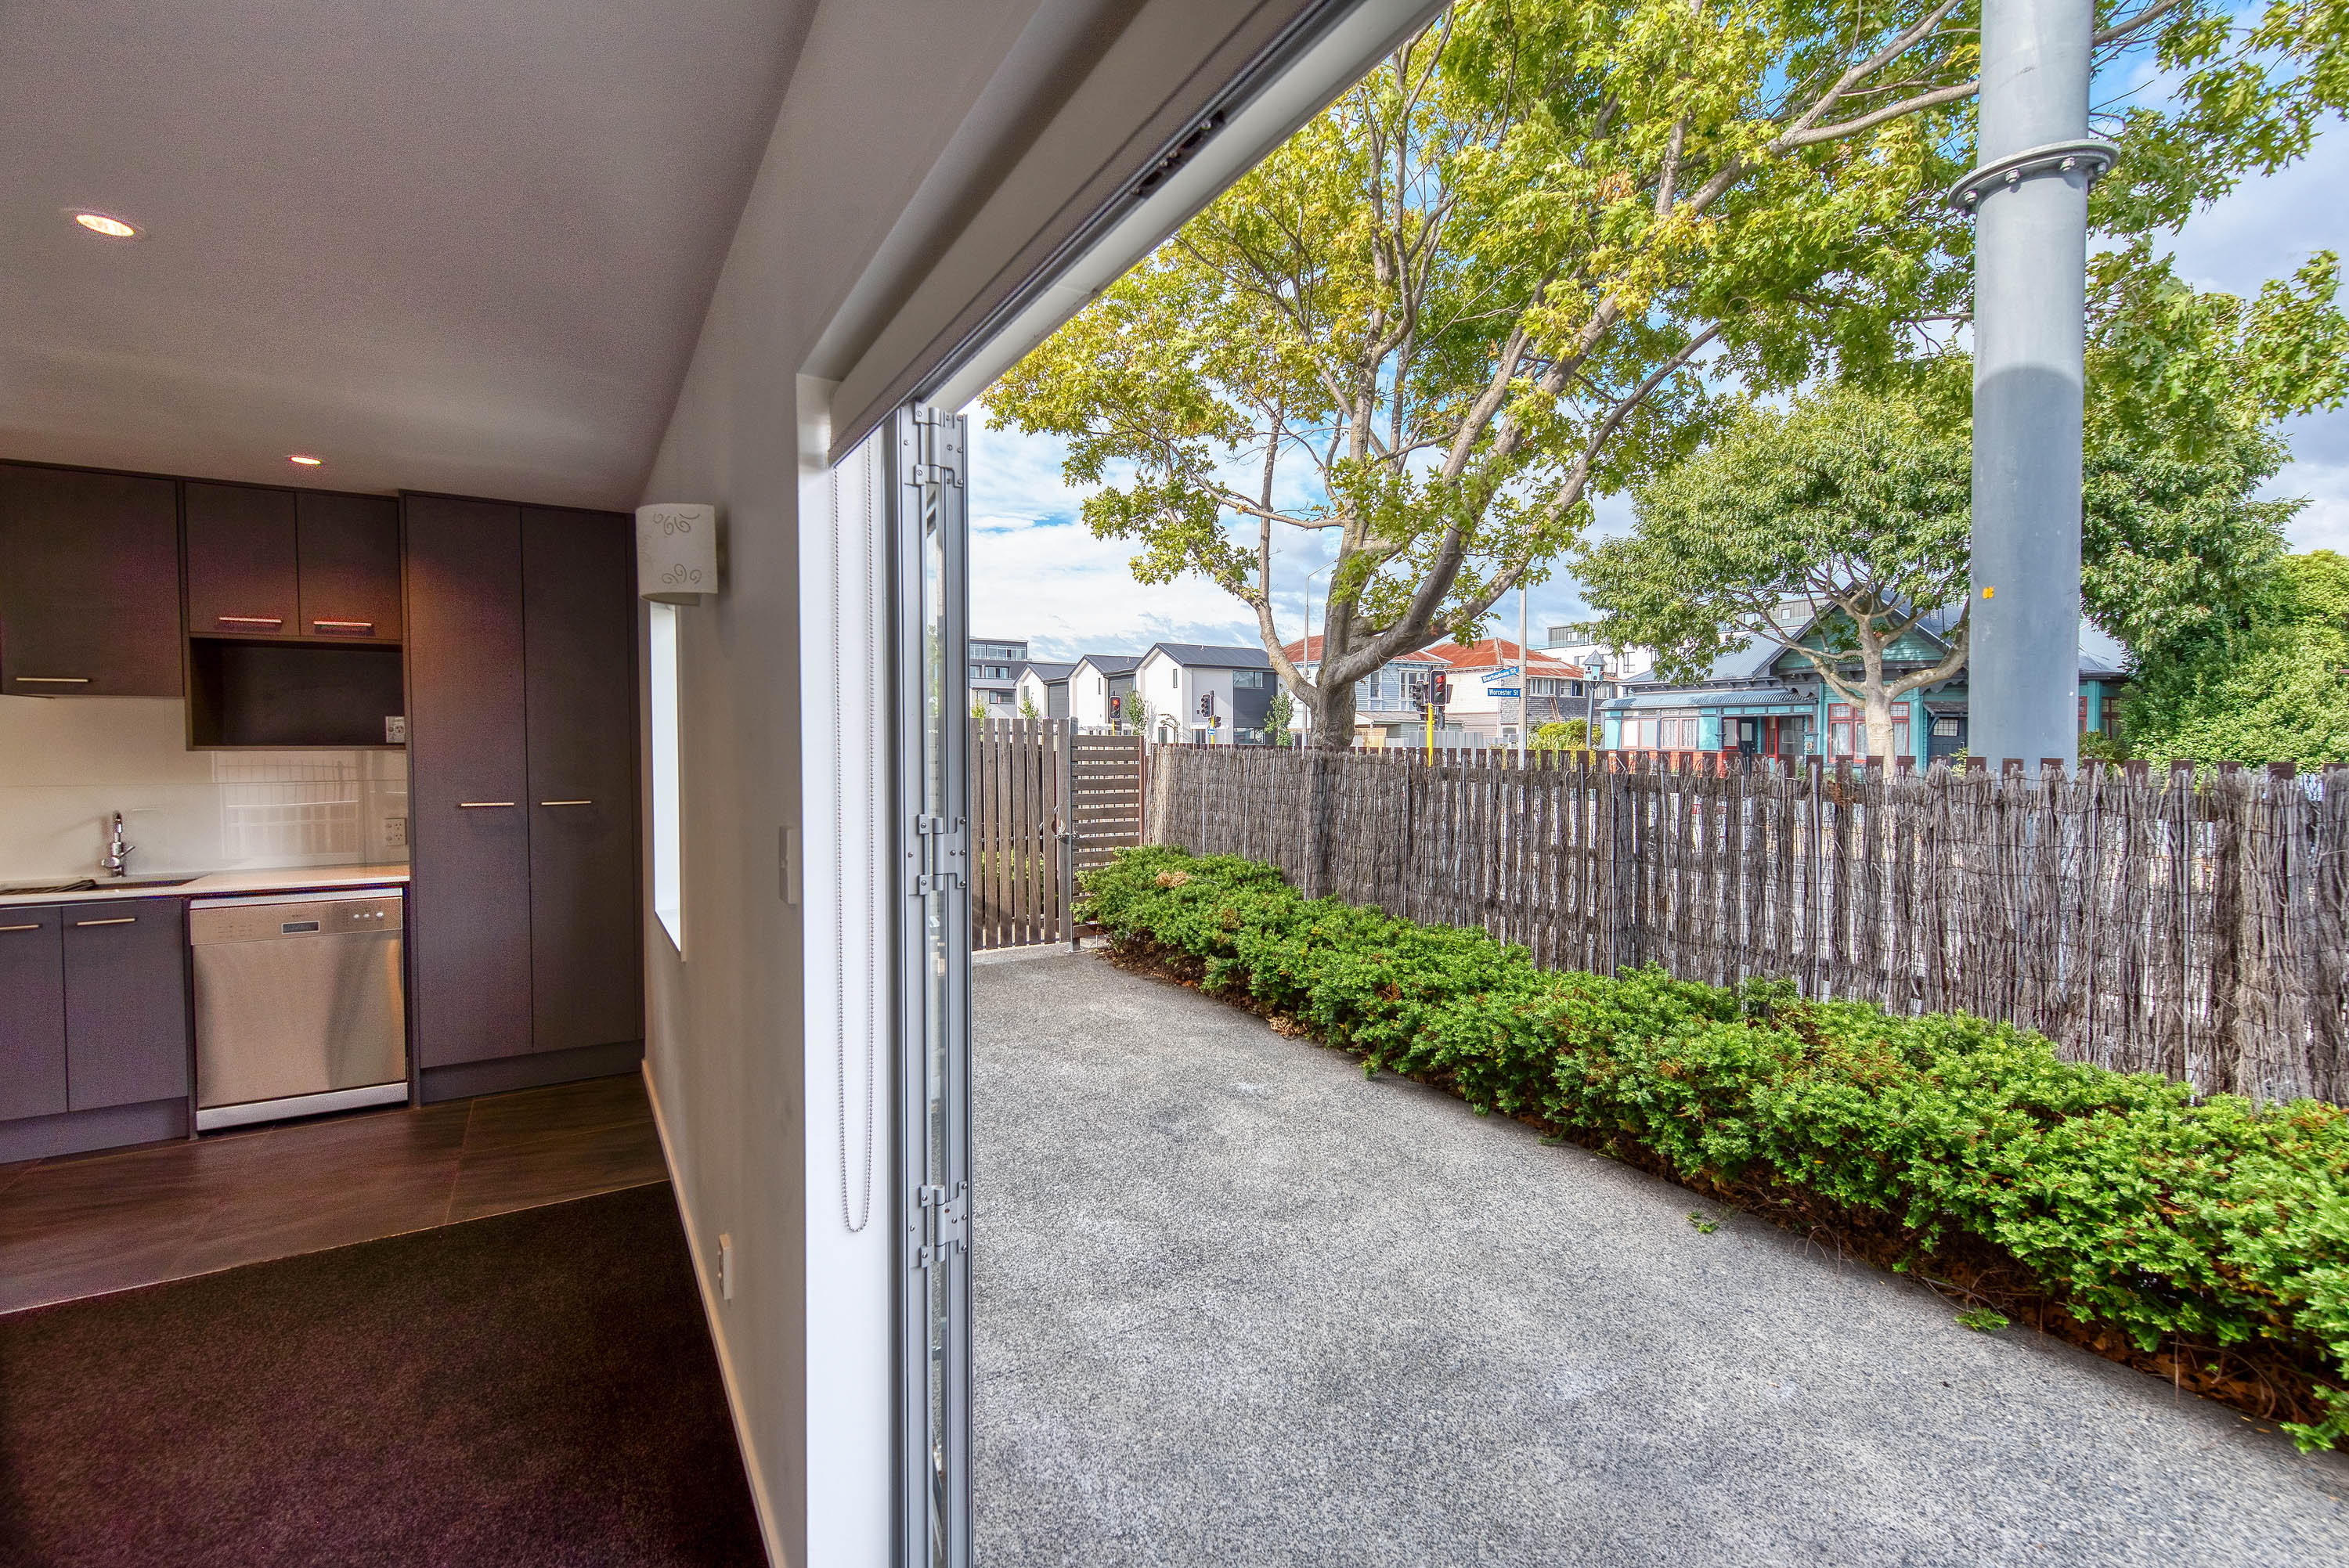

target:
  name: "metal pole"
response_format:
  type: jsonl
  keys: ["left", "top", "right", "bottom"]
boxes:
{"left": 1957, "top": 0, "right": 2109, "bottom": 772}
{"left": 1516, "top": 582, "right": 1528, "bottom": 766}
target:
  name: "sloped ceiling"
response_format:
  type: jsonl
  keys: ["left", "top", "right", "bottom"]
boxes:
{"left": 0, "top": 2, "right": 810, "bottom": 509}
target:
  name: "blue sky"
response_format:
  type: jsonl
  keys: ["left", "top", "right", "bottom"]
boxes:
{"left": 965, "top": 118, "right": 2349, "bottom": 666}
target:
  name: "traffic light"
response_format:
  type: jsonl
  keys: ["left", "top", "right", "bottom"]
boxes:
{"left": 1109, "top": 694, "right": 1122, "bottom": 715}
{"left": 1197, "top": 692, "right": 1215, "bottom": 718}
{"left": 1432, "top": 672, "right": 1450, "bottom": 708}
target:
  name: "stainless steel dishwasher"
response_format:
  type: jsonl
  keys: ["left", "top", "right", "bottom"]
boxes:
{"left": 191, "top": 889, "right": 409, "bottom": 1130}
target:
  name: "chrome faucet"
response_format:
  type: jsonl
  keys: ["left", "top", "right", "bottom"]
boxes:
{"left": 99, "top": 813, "right": 133, "bottom": 878}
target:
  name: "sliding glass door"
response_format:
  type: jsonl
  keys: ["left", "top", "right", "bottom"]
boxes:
{"left": 888, "top": 402, "right": 972, "bottom": 1568}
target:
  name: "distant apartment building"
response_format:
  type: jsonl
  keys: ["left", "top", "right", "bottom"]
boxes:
{"left": 969, "top": 636, "right": 1027, "bottom": 714}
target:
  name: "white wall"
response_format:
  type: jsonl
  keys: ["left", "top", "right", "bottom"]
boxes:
{"left": 0, "top": 696, "right": 408, "bottom": 881}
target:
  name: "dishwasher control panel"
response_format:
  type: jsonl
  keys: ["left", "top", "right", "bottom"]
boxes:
{"left": 189, "top": 892, "right": 405, "bottom": 945}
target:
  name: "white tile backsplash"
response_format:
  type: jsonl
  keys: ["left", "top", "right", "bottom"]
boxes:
{"left": 0, "top": 697, "right": 410, "bottom": 880}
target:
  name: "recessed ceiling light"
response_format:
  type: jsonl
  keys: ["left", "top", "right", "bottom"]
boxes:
{"left": 288, "top": 454, "right": 323, "bottom": 467}
{"left": 70, "top": 211, "right": 139, "bottom": 239}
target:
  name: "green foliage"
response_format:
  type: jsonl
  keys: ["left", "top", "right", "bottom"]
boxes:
{"left": 990, "top": 0, "right": 2335, "bottom": 744}
{"left": 1080, "top": 845, "right": 2349, "bottom": 1450}
{"left": 1957, "top": 1307, "right": 2011, "bottom": 1334}
{"left": 1535, "top": 719, "right": 1590, "bottom": 750}
{"left": 1266, "top": 687, "right": 1296, "bottom": 746}
{"left": 1687, "top": 1211, "right": 1720, "bottom": 1235}
{"left": 2123, "top": 552, "right": 2349, "bottom": 767}
{"left": 969, "top": 697, "right": 988, "bottom": 721}
{"left": 1575, "top": 378, "right": 1972, "bottom": 758}
{"left": 1019, "top": 691, "right": 1043, "bottom": 722}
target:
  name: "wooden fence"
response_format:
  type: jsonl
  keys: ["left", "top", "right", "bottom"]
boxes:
{"left": 969, "top": 720, "right": 1144, "bottom": 950}
{"left": 1143, "top": 746, "right": 2349, "bottom": 1104}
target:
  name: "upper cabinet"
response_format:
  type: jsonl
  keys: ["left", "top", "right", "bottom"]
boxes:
{"left": 297, "top": 492, "right": 401, "bottom": 641}
{"left": 184, "top": 483, "right": 401, "bottom": 643}
{"left": 0, "top": 464, "right": 182, "bottom": 697}
{"left": 185, "top": 482, "right": 299, "bottom": 637}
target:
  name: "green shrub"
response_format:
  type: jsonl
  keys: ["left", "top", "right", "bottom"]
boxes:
{"left": 1079, "top": 845, "right": 2349, "bottom": 1450}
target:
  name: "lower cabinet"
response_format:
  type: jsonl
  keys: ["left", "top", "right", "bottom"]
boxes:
{"left": 0, "top": 898, "right": 189, "bottom": 1140}
{"left": 0, "top": 907, "right": 68, "bottom": 1122}
{"left": 63, "top": 899, "right": 191, "bottom": 1111}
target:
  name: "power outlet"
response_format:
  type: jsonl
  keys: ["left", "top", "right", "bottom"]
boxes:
{"left": 384, "top": 815, "right": 408, "bottom": 849}
{"left": 716, "top": 1233, "right": 735, "bottom": 1302}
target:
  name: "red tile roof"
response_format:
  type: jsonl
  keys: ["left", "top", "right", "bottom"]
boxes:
{"left": 1421, "top": 637, "right": 1583, "bottom": 676}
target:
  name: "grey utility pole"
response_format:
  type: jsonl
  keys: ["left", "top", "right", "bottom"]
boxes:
{"left": 1952, "top": 0, "right": 2112, "bottom": 770}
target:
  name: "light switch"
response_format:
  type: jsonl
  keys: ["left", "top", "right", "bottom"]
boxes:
{"left": 781, "top": 826, "right": 800, "bottom": 907}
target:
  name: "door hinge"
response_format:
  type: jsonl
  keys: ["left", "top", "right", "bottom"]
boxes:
{"left": 913, "top": 813, "right": 966, "bottom": 895}
{"left": 916, "top": 1181, "right": 969, "bottom": 1268}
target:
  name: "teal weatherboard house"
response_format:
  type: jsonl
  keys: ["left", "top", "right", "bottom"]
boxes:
{"left": 1598, "top": 604, "right": 2129, "bottom": 764}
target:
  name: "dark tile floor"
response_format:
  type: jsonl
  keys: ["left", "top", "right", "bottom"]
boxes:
{"left": 0, "top": 1072, "right": 666, "bottom": 1315}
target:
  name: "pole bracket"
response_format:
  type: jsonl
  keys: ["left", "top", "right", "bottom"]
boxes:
{"left": 1943, "top": 138, "right": 2119, "bottom": 214}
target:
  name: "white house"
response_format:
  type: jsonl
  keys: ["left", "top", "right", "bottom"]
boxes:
{"left": 1541, "top": 622, "right": 1654, "bottom": 684}
{"left": 1012, "top": 660, "right": 1074, "bottom": 719}
{"left": 1425, "top": 638, "right": 1589, "bottom": 746}
{"left": 1067, "top": 653, "right": 1145, "bottom": 730}
{"left": 1134, "top": 643, "right": 1278, "bottom": 744}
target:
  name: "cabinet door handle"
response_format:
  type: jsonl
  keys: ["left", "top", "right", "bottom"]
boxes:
{"left": 14, "top": 676, "right": 91, "bottom": 685}
{"left": 215, "top": 615, "right": 285, "bottom": 629}
{"left": 457, "top": 801, "right": 518, "bottom": 809}
{"left": 0, "top": 922, "right": 43, "bottom": 932}
{"left": 539, "top": 799, "right": 594, "bottom": 807}
{"left": 74, "top": 917, "right": 137, "bottom": 927}
{"left": 312, "top": 619, "right": 375, "bottom": 634}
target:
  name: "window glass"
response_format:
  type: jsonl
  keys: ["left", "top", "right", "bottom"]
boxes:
{"left": 650, "top": 602, "right": 684, "bottom": 953}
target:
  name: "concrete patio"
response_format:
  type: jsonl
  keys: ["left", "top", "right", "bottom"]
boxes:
{"left": 972, "top": 950, "right": 2349, "bottom": 1567}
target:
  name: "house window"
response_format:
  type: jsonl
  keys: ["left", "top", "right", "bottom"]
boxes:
{"left": 1829, "top": 702, "right": 1911, "bottom": 756}
{"left": 650, "top": 602, "right": 684, "bottom": 953}
{"left": 1171, "top": 669, "right": 1179, "bottom": 690}
{"left": 1932, "top": 716, "right": 1959, "bottom": 738}
{"left": 1828, "top": 702, "right": 1856, "bottom": 756}
{"left": 1233, "top": 669, "right": 1268, "bottom": 690}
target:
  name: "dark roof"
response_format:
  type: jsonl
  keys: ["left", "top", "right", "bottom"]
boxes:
{"left": 1144, "top": 642, "right": 1274, "bottom": 670}
{"left": 1017, "top": 661, "right": 1075, "bottom": 683}
{"left": 1071, "top": 653, "right": 1145, "bottom": 676}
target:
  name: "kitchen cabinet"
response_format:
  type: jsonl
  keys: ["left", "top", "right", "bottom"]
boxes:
{"left": 522, "top": 507, "right": 642, "bottom": 1055}
{"left": 61, "top": 898, "right": 189, "bottom": 1112}
{"left": 406, "top": 496, "right": 642, "bottom": 1076}
{"left": 404, "top": 496, "right": 534, "bottom": 1069}
{"left": 297, "top": 492, "right": 402, "bottom": 640}
{"left": 0, "top": 464, "right": 182, "bottom": 697}
{"left": 184, "top": 482, "right": 300, "bottom": 637}
{"left": 184, "top": 484, "right": 402, "bottom": 643}
{"left": 0, "top": 907, "right": 68, "bottom": 1123}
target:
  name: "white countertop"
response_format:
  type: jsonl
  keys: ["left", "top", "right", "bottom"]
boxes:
{"left": 0, "top": 863, "right": 410, "bottom": 909}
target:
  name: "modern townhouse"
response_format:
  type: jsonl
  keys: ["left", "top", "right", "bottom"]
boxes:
{"left": 1134, "top": 643, "right": 1279, "bottom": 744}
{"left": 1067, "top": 652, "right": 1146, "bottom": 731}
{"left": 1012, "top": 660, "right": 1074, "bottom": 719}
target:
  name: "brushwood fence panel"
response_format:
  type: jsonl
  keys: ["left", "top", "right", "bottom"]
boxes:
{"left": 1142, "top": 747, "right": 2348, "bottom": 1104}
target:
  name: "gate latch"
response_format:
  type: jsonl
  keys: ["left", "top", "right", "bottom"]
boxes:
{"left": 914, "top": 814, "right": 966, "bottom": 895}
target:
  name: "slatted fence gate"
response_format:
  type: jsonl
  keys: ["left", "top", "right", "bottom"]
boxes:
{"left": 967, "top": 722, "right": 1147, "bottom": 950}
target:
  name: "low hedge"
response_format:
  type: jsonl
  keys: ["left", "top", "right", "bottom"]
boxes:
{"left": 1078, "top": 845, "right": 2349, "bottom": 1450}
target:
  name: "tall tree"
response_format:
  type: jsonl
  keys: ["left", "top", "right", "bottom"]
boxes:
{"left": 2120, "top": 551, "right": 2349, "bottom": 766}
{"left": 988, "top": 0, "right": 2327, "bottom": 749}
{"left": 1575, "top": 380, "right": 1973, "bottom": 760}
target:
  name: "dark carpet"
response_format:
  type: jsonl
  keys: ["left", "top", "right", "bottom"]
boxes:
{"left": 0, "top": 1183, "right": 767, "bottom": 1568}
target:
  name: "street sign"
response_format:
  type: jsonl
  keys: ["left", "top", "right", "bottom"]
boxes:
{"left": 1480, "top": 665, "right": 1519, "bottom": 685}
{"left": 1488, "top": 687, "right": 1518, "bottom": 697}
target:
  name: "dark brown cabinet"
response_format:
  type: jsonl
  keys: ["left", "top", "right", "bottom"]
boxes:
{"left": 185, "top": 482, "right": 300, "bottom": 637}
{"left": 404, "top": 496, "right": 534, "bottom": 1069}
{"left": 0, "top": 907, "right": 68, "bottom": 1123}
{"left": 60, "top": 898, "right": 189, "bottom": 1112}
{"left": 0, "top": 464, "right": 182, "bottom": 697}
{"left": 298, "top": 492, "right": 402, "bottom": 640}
{"left": 405, "top": 497, "right": 641, "bottom": 1076}
{"left": 184, "top": 484, "right": 402, "bottom": 643}
{"left": 523, "top": 508, "right": 643, "bottom": 1055}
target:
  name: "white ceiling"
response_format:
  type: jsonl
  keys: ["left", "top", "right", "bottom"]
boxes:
{"left": 0, "top": 2, "right": 810, "bottom": 510}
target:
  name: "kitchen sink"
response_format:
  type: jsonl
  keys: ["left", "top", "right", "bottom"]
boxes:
{"left": 0, "top": 877, "right": 198, "bottom": 896}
